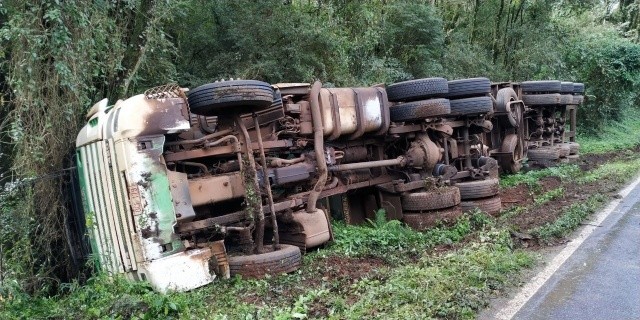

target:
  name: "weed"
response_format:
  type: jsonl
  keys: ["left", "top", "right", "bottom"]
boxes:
{"left": 343, "top": 228, "right": 534, "bottom": 319}
{"left": 578, "top": 108, "right": 640, "bottom": 154}
{"left": 532, "top": 195, "right": 607, "bottom": 242}
{"left": 329, "top": 211, "right": 492, "bottom": 262}
{"left": 499, "top": 205, "right": 527, "bottom": 222}
{"left": 500, "top": 165, "right": 580, "bottom": 189}
{"left": 534, "top": 187, "right": 565, "bottom": 206}
{"left": 578, "top": 157, "right": 640, "bottom": 185}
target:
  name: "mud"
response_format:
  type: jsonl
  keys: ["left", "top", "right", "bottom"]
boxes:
{"left": 502, "top": 151, "right": 631, "bottom": 247}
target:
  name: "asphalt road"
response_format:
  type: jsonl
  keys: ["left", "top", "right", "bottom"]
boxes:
{"left": 511, "top": 180, "right": 640, "bottom": 320}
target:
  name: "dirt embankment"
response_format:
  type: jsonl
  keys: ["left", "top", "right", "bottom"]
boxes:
{"left": 501, "top": 150, "right": 632, "bottom": 247}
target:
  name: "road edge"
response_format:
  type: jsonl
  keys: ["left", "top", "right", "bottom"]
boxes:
{"left": 493, "top": 173, "right": 640, "bottom": 319}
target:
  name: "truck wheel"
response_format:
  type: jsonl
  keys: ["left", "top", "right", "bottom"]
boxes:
{"left": 449, "top": 96, "right": 493, "bottom": 116}
{"left": 272, "top": 90, "right": 283, "bottom": 108}
{"left": 403, "top": 206, "right": 463, "bottom": 231}
{"left": 522, "top": 94, "right": 562, "bottom": 106}
{"left": 456, "top": 178, "right": 500, "bottom": 200}
{"left": 567, "top": 154, "right": 580, "bottom": 162}
{"left": 446, "top": 77, "right": 491, "bottom": 99}
{"left": 229, "top": 244, "right": 301, "bottom": 278}
{"left": 560, "top": 94, "right": 573, "bottom": 105}
{"left": 460, "top": 195, "right": 502, "bottom": 216}
{"left": 560, "top": 82, "right": 574, "bottom": 93}
{"left": 500, "top": 134, "right": 523, "bottom": 174}
{"left": 386, "top": 78, "right": 448, "bottom": 102}
{"left": 521, "top": 80, "right": 561, "bottom": 93}
{"left": 390, "top": 98, "right": 451, "bottom": 122}
{"left": 567, "top": 142, "right": 580, "bottom": 155}
{"left": 401, "top": 186, "right": 461, "bottom": 211}
{"left": 527, "top": 147, "right": 560, "bottom": 161}
{"left": 495, "top": 87, "right": 520, "bottom": 127}
{"left": 573, "top": 83, "right": 585, "bottom": 94}
{"left": 557, "top": 144, "right": 570, "bottom": 157}
{"left": 188, "top": 80, "right": 274, "bottom": 116}
{"left": 572, "top": 95, "right": 584, "bottom": 104}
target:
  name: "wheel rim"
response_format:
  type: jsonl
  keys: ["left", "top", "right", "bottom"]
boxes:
{"left": 500, "top": 134, "right": 523, "bottom": 173}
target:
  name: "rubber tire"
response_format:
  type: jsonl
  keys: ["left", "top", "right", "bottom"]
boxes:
{"left": 460, "top": 195, "right": 502, "bottom": 216}
{"left": 229, "top": 244, "right": 301, "bottom": 278}
{"left": 572, "top": 95, "right": 584, "bottom": 104}
{"left": 500, "top": 134, "right": 523, "bottom": 174}
{"left": 449, "top": 96, "right": 494, "bottom": 116}
{"left": 522, "top": 94, "right": 562, "bottom": 106}
{"left": 446, "top": 78, "right": 491, "bottom": 99}
{"left": 560, "top": 94, "right": 573, "bottom": 105}
{"left": 560, "top": 82, "right": 574, "bottom": 93}
{"left": 573, "top": 83, "right": 585, "bottom": 93}
{"left": 403, "top": 206, "right": 463, "bottom": 231}
{"left": 401, "top": 186, "right": 461, "bottom": 211}
{"left": 495, "top": 87, "right": 520, "bottom": 127}
{"left": 456, "top": 178, "right": 500, "bottom": 200}
{"left": 386, "top": 78, "right": 448, "bottom": 102}
{"left": 557, "top": 144, "right": 570, "bottom": 158}
{"left": 390, "top": 98, "right": 451, "bottom": 122}
{"left": 521, "top": 80, "right": 561, "bottom": 93}
{"left": 567, "top": 142, "right": 580, "bottom": 155}
{"left": 188, "top": 80, "right": 274, "bottom": 116}
{"left": 527, "top": 147, "right": 560, "bottom": 161}
{"left": 272, "top": 90, "right": 283, "bottom": 109}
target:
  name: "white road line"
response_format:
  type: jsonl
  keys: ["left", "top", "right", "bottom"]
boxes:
{"left": 494, "top": 173, "right": 640, "bottom": 320}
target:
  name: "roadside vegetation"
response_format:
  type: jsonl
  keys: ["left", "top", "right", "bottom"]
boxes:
{"left": 3, "top": 1, "right": 640, "bottom": 319}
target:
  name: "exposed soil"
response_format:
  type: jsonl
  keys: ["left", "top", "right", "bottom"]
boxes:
{"left": 501, "top": 150, "right": 630, "bottom": 248}
{"left": 238, "top": 255, "right": 389, "bottom": 316}
{"left": 235, "top": 149, "right": 635, "bottom": 316}
{"left": 500, "top": 183, "right": 533, "bottom": 209}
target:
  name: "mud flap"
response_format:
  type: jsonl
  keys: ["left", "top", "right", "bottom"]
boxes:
{"left": 278, "top": 209, "right": 332, "bottom": 253}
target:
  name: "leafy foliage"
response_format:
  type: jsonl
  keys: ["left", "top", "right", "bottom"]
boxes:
{"left": 2, "top": 0, "right": 640, "bottom": 299}
{"left": 329, "top": 210, "right": 488, "bottom": 262}
{"left": 0, "top": 0, "right": 185, "bottom": 293}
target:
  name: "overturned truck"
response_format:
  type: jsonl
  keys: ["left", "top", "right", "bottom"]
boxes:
{"left": 75, "top": 78, "right": 582, "bottom": 292}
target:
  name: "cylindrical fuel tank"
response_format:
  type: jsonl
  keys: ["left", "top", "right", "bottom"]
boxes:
{"left": 318, "top": 87, "right": 389, "bottom": 140}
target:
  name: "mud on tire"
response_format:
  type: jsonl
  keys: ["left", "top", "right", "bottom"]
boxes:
{"left": 527, "top": 147, "right": 560, "bottom": 161}
{"left": 390, "top": 98, "right": 451, "bottom": 122}
{"left": 572, "top": 95, "right": 584, "bottom": 104}
{"left": 567, "top": 142, "right": 580, "bottom": 155}
{"left": 460, "top": 195, "right": 502, "bottom": 216}
{"left": 456, "top": 178, "right": 500, "bottom": 200}
{"left": 401, "top": 186, "right": 461, "bottom": 211}
{"left": 229, "top": 244, "right": 301, "bottom": 278}
{"left": 449, "top": 96, "right": 494, "bottom": 116}
{"left": 403, "top": 206, "right": 463, "bottom": 231}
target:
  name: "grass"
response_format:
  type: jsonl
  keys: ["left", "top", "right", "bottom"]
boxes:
{"left": 340, "top": 229, "right": 533, "bottom": 319}
{"left": 578, "top": 108, "right": 640, "bottom": 154}
{"left": 578, "top": 153, "right": 640, "bottom": 184}
{"left": 6, "top": 112, "right": 640, "bottom": 319}
{"left": 0, "top": 212, "right": 534, "bottom": 319}
{"left": 500, "top": 165, "right": 580, "bottom": 189}
{"left": 533, "top": 187, "right": 565, "bottom": 206}
{"left": 532, "top": 195, "right": 607, "bottom": 242}
{"left": 327, "top": 210, "right": 488, "bottom": 263}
